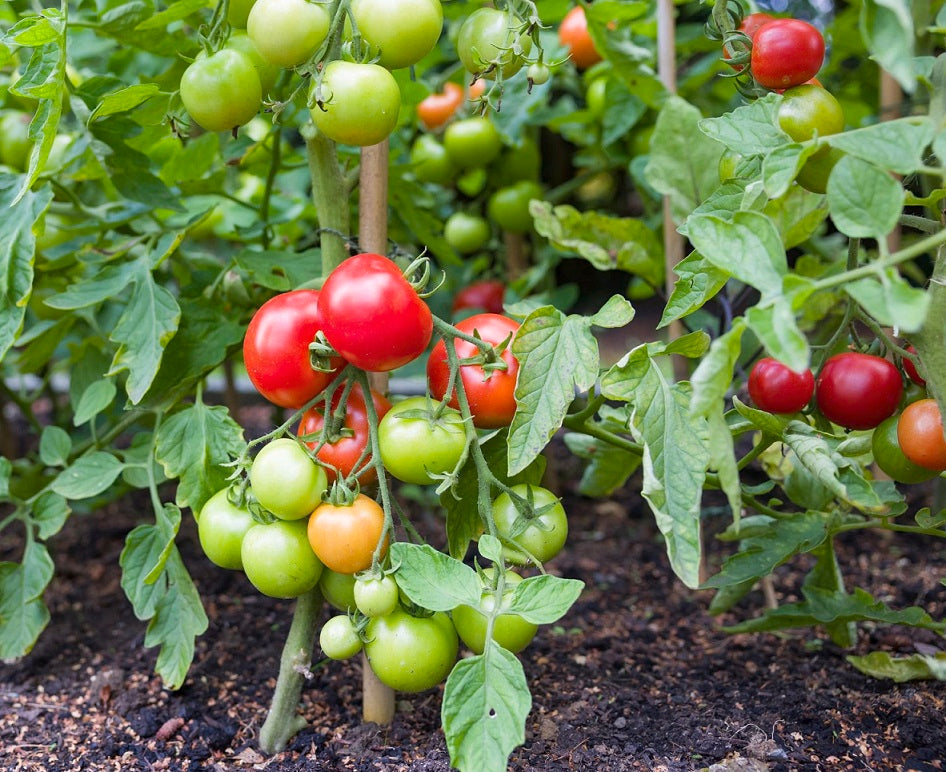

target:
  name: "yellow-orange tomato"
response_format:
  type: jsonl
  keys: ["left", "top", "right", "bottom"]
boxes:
{"left": 898, "top": 399, "right": 946, "bottom": 471}
{"left": 307, "top": 495, "right": 388, "bottom": 574}
{"left": 417, "top": 82, "right": 463, "bottom": 130}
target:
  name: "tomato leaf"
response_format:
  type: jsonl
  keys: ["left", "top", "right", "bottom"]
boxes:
{"left": 32, "top": 491, "right": 70, "bottom": 540}
{"left": 847, "top": 651, "right": 946, "bottom": 682}
{"left": 0, "top": 540, "right": 54, "bottom": 658}
{"left": 763, "top": 183, "right": 829, "bottom": 249}
{"left": 644, "top": 95, "right": 724, "bottom": 223}
{"left": 563, "top": 423, "right": 641, "bottom": 497}
{"left": 507, "top": 575, "right": 584, "bottom": 624}
{"left": 744, "top": 297, "right": 810, "bottom": 374}
{"left": 389, "top": 542, "right": 481, "bottom": 611}
{"left": 38, "top": 425, "right": 71, "bottom": 467}
{"left": 508, "top": 297, "right": 634, "bottom": 477}
{"left": 0, "top": 458, "right": 10, "bottom": 500}
{"left": 827, "top": 119, "right": 933, "bottom": 175}
{"left": 703, "top": 512, "right": 828, "bottom": 588}
{"left": 601, "top": 346, "right": 710, "bottom": 589}
{"left": 698, "top": 94, "right": 787, "bottom": 155}
{"left": 845, "top": 271, "right": 930, "bottom": 334}
{"left": 659, "top": 252, "right": 729, "bottom": 328}
{"left": 859, "top": 0, "right": 916, "bottom": 94}
{"left": 155, "top": 398, "right": 245, "bottom": 513}
{"left": 50, "top": 451, "right": 124, "bottom": 499}
{"left": 89, "top": 83, "right": 161, "bottom": 122}
{"left": 761, "top": 142, "right": 806, "bottom": 199}
{"left": 442, "top": 647, "right": 531, "bottom": 772}
{"left": 825, "top": 155, "right": 904, "bottom": 239}
{"left": 0, "top": 174, "right": 53, "bottom": 361}
{"left": 134, "top": 0, "right": 210, "bottom": 31}
{"left": 233, "top": 247, "right": 323, "bottom": 291}
{"left": 73, "top": 378, "right": 118, "bottom": 427}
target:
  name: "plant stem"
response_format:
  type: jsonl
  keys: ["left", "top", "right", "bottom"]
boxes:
{"left": 259, "top": 587, "right": 323, "bottom": 754}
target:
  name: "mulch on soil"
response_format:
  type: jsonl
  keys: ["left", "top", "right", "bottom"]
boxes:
{"left": 2, "top": 470, "right": 946, "bottom": 771}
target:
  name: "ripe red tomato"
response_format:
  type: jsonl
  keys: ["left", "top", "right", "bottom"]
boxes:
{"left": 417, "top": 81, "right": 463, "bottom": 130}
{"left": 310, "top": 61, "right": 401, "bottom": 147}
{"left": 427, "top": 313, "right": 520, "bottom": 428}
{"left": 815, "top": 352, "right": 903, "bottom": 431}
{"left": 307, "top": 494, "right": 388, "bottom": 574}
{"left": 903, "top": 345, "right": 926, "bottom": 386}
{"left": 451, "top": 279, "right": 505, "bottom": 315}
{"left": 558, "top": 6, "right": 602, "bottom": 69}
{"left": 297, "top": 382, "right": 391, "bottom": 483}
{"left": 747, "top": 357, "right": 814, "bottom": 414}
{"left": 319, "top": 253, "right": 433, "bottom": 372}
{"left": 897, "top": 399, "right": 946, "bottom": 472}
{"left": 750, "top": 18, "right": 825, "bottom": 90}
{"left": 243, "top": 289, "right": 344, "bottom": 409}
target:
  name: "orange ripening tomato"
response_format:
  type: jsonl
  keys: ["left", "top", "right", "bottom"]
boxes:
{"left": 307, "top": 495, "right": 388, "bottom": 574}
{"left": 417, "top": 82, "right": 463, "bottom": 130}
{"left": 898, "top": 399, "right": 946, "bottom": 472}
{"left": 559, "top": 6, "right": 602, "bottom": 69}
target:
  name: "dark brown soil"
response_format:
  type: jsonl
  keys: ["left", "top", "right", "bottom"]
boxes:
{"left": 2, "top": 465, "right": 946, "bottom": 771}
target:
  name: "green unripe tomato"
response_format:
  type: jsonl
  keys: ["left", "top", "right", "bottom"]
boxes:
{"left": 180, "top": 49, "right": 262, "bottom": 132}
{"left": 444, "top": 212, "right": 491, "bottom": 255}
{"left": 777, "top": 84, "right": 844, "bottom": 194}
{"left": 364, "top": 607, "right": 458, "bottom": 692}
{"left": 457, "top": 7, "right": 532, "bottom": 80}
{"left": 226, "top": 32, "right": 280, "bottom": 96}
{"left": 443, "top": 117, "right": 502, "bottom": 169}
{"left": 310, "top": 61, "right": 401, "bottom": 146}
{"left": 319, "top": 568, "right": 357, "bottom": 612}
{"left": 871, "top": 414, "right": 939, "bottom": 485}
{"left": 377, "top": 397, "right": 468, "bottom": 484}
{"left": 241, "top": 519, "right": 324, "bottom": 598}
{"left": 410, "top": 133, "right": 455, "bottom": 185}
{"left": 354, "top": 575, "right": 399, "bottom": 617}
{"left": 247, "top": 0, "right": 330, "bottom": 68}
{"left": 197, "top": 488, "right": 257, "bottom": 571}
{"left": 487, "top": 180, "right": 543, "bottom": 234}
{"left": 249, "top": 437, "right": 328, "bottom": 520}
{"left": 451, "top": 568, "right": 537, "bottom": 653}
{"left": 0, "top": 111, "right": 31, "bottom": 170}
{"left": 350, "top": 0, "right": 444, "bottom": 70}
{"left": 319, "top": 615, "right": 363, "bottom": 660}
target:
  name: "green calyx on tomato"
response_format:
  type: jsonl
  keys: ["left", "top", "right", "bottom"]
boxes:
{"left": 457, "top": 7, "right": 532, "bottom": 80}
{"left": 310, "top": 61, "right": 401, "bottom": 147}
{"left": 180, "top": 49, "right": 262, "bottom": 133}
{"left": 378, "top": 396, "right": 467, "bottom": 485}
{"left": 451, "top": 568, "right": 537, "bottom": 654}
{"left": 364, "top": 607, "right": 458, "bottom": 692}
{"left": 249, "top": 437, "right": 328, "bottom": 520}
{"left": 490, "top": 484, "right": 568, "bottom": 565}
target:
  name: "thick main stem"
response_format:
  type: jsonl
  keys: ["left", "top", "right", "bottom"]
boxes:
{"left": 259, "top": 588, "right": 323, "bottom": 753}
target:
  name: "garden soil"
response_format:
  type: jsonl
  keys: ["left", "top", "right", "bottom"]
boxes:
{"left": 3, "top": 444, "right": 946, "bottom": 772}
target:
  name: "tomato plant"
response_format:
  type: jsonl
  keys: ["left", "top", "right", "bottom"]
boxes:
{"left": 747, "top": 357, "right": 814, "bottom": 414}
{"left": 180, "top": 49, "right": 262, "bottom": 132}
{"left": 457, "top": 7, "right": 532, "bottom": 80}
{"left": 750, "top": 18, "right": 825, "bottom": 90}
{"left": 297, "top": 382, "right": 391, "bottom": 483}
{"left": 427, "top": 313, "right": 520, "bottom": 429}
{"left": 364, "top": 607, "right": 458, "bottom": 692}
{"left": 491, "top": 484, "right": 568, "bottom": 565}
{"left": 197, "top": 488, "right": 257, "bottom": 571}
{"left": 350, "top": 0, "right": 443, "bottom": 70}
{"left": 241, "top": 520, "right": 324, "bottom": 598}
{"left": 247, "top": 0, "right": 330, "bottom": 68}
{"left": 319, "top": 615, "right": 363, "bottom": 660}
{"left": 310, "top": 62, "right": 401, "bottom": 147}
{"left": 452, "top": 279, "right": 505, "bottom": 315}
{"left": 243, "top": 289, "right": 342, "bottom": 409}
{"left": 898, "top": 399, "right": 946, "bottom": 472}
{"left": 319, "top": 253, "right": 433, "bottom": 372}
{"left": 558, "top": 5, "right": 601, "bottom": 70}
{"left": 377, "top": 397, "right": 467, "bottom": 485}
{"left": 815, "top": 353, "right": 903, "bottom": 431}
{"left": 307, "top": 494, "right": 388, "bottom": 574}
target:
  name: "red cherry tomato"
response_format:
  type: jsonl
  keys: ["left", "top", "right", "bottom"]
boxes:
{"left": 319, "top": 253, "right": 433, "bottom": 372}
{"left": 750, "top": 18, "right": 825, "bottom": 90}
{"left": 427, "top": 313, "right": 520, "bottom": 429}
{"left": 297, "top": 382, "right": 391, "bottom": 483}
{"left": 815, "top": 352, "right": 903, "bottom": 431}
{"left": 747, "top": 357, "right": 814, "bottom": 414}
{"left": 243, "top": 289, "right": 344, "bottom": 409}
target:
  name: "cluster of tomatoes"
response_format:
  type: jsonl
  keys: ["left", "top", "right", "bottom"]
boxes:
{"left": 718, "top": 12, "right": 843, "bottom": 194}
{"left": 197, "top": 251, "right": 570, "bottom": 690}
{"left": 748, "top": 349, "right": 946, "bottom": 484}
{"left": 180, "top": 0, "right": 443, "bottom": 143}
